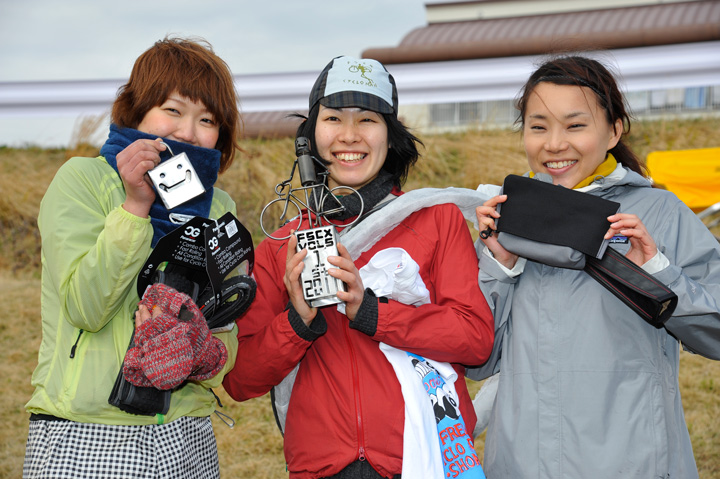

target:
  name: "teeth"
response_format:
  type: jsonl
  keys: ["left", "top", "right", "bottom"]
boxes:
{"left": 335, "top": 153, "right": 365, "bottom": 162}
{"left": 546, "top": 160, "right": 577, "bottom": 169}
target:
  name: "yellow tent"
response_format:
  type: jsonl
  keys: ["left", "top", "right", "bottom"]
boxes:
{"left": 646, "top": 147, "right": 720, "bottom": 212}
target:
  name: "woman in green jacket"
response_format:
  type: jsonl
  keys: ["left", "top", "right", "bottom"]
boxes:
{"left": 24, "top": 37, "right": 241, "bottom": 478}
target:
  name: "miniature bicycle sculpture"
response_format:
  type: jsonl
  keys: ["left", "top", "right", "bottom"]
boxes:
{"left": 260, "top": 137, "right": 365, "bottom": 307}
{"left": 259, "top": 137, "right": 364, "bottom": 240}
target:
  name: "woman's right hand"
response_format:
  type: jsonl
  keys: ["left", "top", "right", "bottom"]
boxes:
{"left": 116, "top": 138, "right": 167, "bottom": 218}
{"left": 476, "top": 194, "right": 519, "bottom": 270}
{"left": 284, "top": 233, "right": 318, "bottom": 326}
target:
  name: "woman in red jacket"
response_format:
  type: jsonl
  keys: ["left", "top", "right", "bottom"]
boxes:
{"left": 223, "top": 56, "right": 493, "bottom": 479}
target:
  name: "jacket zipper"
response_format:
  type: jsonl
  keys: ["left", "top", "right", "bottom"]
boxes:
{"left": 344, "top": 325, "right": 367, "bottom": 462}
{"left": 69, "top": 329, "right": 84, "bottom": 358}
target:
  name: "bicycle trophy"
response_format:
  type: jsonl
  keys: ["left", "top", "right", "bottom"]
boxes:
{"left": 260, "top": 137, "right": 364, "bottom": 307}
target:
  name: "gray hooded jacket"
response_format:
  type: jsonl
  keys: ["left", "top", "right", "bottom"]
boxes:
{"left": 467, "top": 167, "right": 720, "bottom": 479}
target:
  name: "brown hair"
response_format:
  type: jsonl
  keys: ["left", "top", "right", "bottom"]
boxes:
{"left": 111, "top": 36, "right": 241, "bottom": 172}
{"left": 515, "top": 55, "right": 645, "bottom": 176}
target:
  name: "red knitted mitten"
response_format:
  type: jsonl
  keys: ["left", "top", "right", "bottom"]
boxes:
{"left": 187, "top": 321, "right": 228, "bottom": 381}
{"left": 123, "top": 284, "right": 197, "bottom": 389}
{"left": 124, "top": 309, "right": 181, "bottom": 388}
{"left": 140, "top": 322, "right": 193, "bottom": 389}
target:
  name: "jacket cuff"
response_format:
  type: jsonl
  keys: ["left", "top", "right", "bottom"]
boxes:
{"left": 287, "top": 303, "right": 327, "bottom": 341}
{"left": 349, "top": 288, "right": 379, "bottom": 336}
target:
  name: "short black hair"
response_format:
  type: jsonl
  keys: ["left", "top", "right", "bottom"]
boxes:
{"left": 294, "top": 104, "right": 423, "bottom": 189}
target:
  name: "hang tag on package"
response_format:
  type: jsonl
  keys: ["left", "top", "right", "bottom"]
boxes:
{"left": 137, "top": 213, "right": 255, "bottom": 304}
{"left": 147, "top": 142, "right": 206, "bottom": 209}
{"left": 137, "top": 215, "right": 214, "bottom": 297}
{"left": 205, "top": 212, "right": 255, "bottom": 305}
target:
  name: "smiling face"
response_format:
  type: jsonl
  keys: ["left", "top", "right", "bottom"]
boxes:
{"left": 314, "top": 105, "right": 389, "bottom": 190}
{"left": 137, "top": 92, "right": 220, "bottom": 149}
{"left": 523, "top": 82, "right": 623, "bottom": 188}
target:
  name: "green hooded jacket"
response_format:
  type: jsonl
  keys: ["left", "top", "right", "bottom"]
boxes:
{"left": 26, "top": 156, "right": 238, "bottom": 425}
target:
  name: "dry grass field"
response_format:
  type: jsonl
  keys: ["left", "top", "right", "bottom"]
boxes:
{"left": 1, "top": 117, "right": 719, "bottom": 478}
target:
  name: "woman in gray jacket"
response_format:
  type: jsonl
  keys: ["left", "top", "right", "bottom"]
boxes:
{"left": 470, "top": 55, "right": 720, "bottom": 479}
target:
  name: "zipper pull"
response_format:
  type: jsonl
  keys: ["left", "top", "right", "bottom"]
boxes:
{"left": 358, "top": 446, "right": 366, "bottom": 461}
{"left": 213, "top": 410, "right": 235, "bottom": 429}
{"left": 69, "top": 330, "right": 84, "bottom": 358}
{"left": 210, "top": 388, "right": 235, "bottom": 428}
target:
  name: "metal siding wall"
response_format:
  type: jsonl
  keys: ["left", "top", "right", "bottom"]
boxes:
{"left": 0, "top": 42, "right": 718, "bottom": 143}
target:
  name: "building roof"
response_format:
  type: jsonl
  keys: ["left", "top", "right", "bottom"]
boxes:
{"left": 363, "top": 1, "right": 720, "bottom": 64}
{"left": 242, "top": 1, "right": 720, "bottom": 138}
{"left": 243, "top": 110, "right": 305, "bottom": 139}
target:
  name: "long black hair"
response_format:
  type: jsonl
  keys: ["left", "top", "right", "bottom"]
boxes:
{"left": 515, "top": 55, "right": 645, "bottom": 176}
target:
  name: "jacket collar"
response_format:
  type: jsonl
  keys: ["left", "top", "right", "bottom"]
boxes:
{"left": 578, "top": 164, "right": 651, "bottom": 194}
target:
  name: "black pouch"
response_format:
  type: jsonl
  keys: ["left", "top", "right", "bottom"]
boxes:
{"left": 496, "top": 174, "right": 678, "bottom": 327}
{"left": 497, "top": 174, "right": 620, "bottom": 259}
{"left": 108, "top": 336, "right": 171, "bottom": 416}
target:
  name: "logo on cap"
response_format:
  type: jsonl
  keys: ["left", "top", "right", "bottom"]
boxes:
{"left": 346, "top": 61, "right": 377, "bottom": 88}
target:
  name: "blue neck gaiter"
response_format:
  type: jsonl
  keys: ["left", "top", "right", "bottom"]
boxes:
{"left": 100, "top": 124, "right": 221, "bottom": 247}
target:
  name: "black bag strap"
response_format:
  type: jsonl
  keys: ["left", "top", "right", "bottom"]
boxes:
{"left": 584, "top": 247, "right": 678, "bottom": 327}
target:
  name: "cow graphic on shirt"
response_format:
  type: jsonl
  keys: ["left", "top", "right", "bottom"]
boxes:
{"left": 411, "top": 357, "right": 460, "bottom": 423}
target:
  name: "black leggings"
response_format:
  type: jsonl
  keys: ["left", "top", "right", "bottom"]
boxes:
{"left": 324, "top": 461, "right": 401, "bottom": 479}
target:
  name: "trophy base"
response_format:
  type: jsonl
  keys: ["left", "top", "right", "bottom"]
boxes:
{"left": 308, "top": 295, "right": 344, "bottom": 308}
{"left": 296, "top": 225, "right": 347, "bottom": 309}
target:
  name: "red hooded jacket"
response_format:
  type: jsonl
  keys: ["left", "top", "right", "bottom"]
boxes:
{"left": 224, "top": 198, "right": 493, "bottom": 478}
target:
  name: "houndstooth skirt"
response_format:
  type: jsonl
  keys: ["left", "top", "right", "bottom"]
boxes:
{"left": 23, "top": 415, "right": 219, "bottom": 479}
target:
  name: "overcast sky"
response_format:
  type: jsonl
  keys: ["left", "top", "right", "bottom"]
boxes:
{"left": 0, "top": 0, "right": 428, "bottom": 146}
{"left": 0, "top": 1, "right": 427, "bottom": 80}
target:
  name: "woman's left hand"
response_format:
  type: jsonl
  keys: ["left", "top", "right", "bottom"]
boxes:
{"left": 134, "top": 303, "right": 161, "bottom": 329}
{"left": 328, "top": 242, "right": 365, "bottom": 321}
{"left": 605, "top": 213, "right": 658, "bottom": 266}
